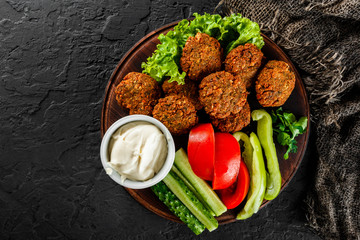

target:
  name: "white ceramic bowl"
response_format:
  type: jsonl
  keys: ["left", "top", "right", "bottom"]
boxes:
{"left": 100, "top": 115, "right": 175, "bottom": 189}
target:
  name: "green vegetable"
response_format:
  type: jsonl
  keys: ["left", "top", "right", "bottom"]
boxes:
{"left": 163, "top": 170, "right": 218, "bottom": 231}
{"left": 171, "top": 165, "right": 197, "bottom": 195}
{"left": 171, "top": 164, "right": 216, "bottom": 216}
{"left": 141, "top": 29, "right": 187, "bottom": 84}
{"left": 220, "top": 13, "right": 265, "bottom": 54}
{"left": 141, "top": 12, "right": 264, "bottom": 84}
{"left": 151, "top": 181, "right": 205, "bottom": 235}
{"left": 271, "top": 107, "right": 308, "bottom": 159}
{"left": 173, "top": 148, "right": 226, "bottom": 217}
{"left": 236, "top": 132, "right": 267, "bottom": 220}
{"left": 233, "top": 131, "right": 253, "bottom": 168}
{"left": 251, "top": 109, "right": 282, "bottom": 201}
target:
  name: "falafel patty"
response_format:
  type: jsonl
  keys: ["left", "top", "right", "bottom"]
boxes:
{"left": 115, "top": 72, "right": 161, "bottom": 115}
{"left": 162, "top": 78, "right": 202, "bottom": 110}
{"left": 199, "top": 71, "right": 248, "bottom": 119}
{"left": 225, "top": 43, "right": 264, "bottom": 88}
{"left": 180, "top": 32, "right": 222, "bottom": 81}
{"left": 255, "top": 60, "right": 295, "bottom": 107}
{"left": 152, "top": 95, "right": 198, "bottom": 135}
{"left": 211, "top": 102, "right": 251, "bottom": 133}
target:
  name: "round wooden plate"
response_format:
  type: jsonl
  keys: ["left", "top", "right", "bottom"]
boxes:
{"left": 101, "top": 20, "right": 310, "bottom": 224}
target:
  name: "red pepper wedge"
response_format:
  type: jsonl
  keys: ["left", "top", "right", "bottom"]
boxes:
{"left": 212, "top": 133, "right": 241, "bottom": 190}
{"left": 217, "top": 158, "right": 250, "bottom": 209}
{"left": 188, "top": 123, "right": 215, "bottom": 181}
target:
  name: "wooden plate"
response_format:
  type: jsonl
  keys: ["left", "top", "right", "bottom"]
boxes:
{"left": 101, "top": 20, "right": 310, "bottom": 224}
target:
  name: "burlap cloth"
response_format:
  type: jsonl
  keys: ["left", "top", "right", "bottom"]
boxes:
{"left": 216, "top": 1, "right": 360, "bottom": 239}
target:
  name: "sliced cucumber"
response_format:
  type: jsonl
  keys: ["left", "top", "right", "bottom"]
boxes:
{"left": 163, "top": 170, "right": 218, "bottom": 231}
{"left": 172, "top": 165, "right": 216, "bottom": 216}
{"left": 152, "top": 181, "right": 205, "bottom": 235}
{"left": 173, "top": 148, "right": 227, "bottom": 217}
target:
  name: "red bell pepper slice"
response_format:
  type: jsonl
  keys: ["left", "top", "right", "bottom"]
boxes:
{"left": 217, "top": 158, "right": 250, "bottom": 209}
{"left": 187, "top": 123, "right": 215, "bottom": 181}
{"left": 212, "top": 133, "right": 241, "bottom": 190}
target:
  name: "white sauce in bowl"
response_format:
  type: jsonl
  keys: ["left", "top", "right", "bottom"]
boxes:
{"left": 108, "top": 121, "right": 168, "bottom": 183}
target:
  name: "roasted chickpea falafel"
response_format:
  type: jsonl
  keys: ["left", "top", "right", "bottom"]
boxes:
{"left": 180, "top": 32, "right": 222, "bottom": 81}
{"left": 115, "top": 72, "right": 161, "bottom": 115}
{"left": 152, "top": 95, "right": 198, "bottom": 135}
{"left": 162, "top": 78, "right": 202, "bottom": 110}
{"left": 255, "top": 60, "right": 295, "bottom": 107}
{"left": 225, "top": 43, "right": 264, "bottom": 88}
{"left": 211, "top": 102, "right": 251, "bottom": 133}
{"left": 199, "top": 71, "right": 248, "bottom": 119}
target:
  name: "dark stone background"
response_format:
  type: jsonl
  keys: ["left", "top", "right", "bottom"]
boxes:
{"left": 0, "top": 0, "right": 321, "bottom": 239}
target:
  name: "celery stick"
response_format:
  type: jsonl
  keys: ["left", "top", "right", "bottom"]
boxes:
{"left": 173, "top": 148, "right": 227, "bottom": 216}
{"left": 163, "top": 171, "right": 218, "bottom": 231}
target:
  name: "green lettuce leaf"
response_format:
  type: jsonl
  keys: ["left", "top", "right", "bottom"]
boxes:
{"left": 141, "top": 13, "right": 264, "bottom": 84}
{"left": 221, "top": 14, "right": 264, "bottom": 54}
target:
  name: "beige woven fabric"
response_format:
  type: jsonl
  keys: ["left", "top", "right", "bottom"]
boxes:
{"left": 217, "top": 1, "right": 360, "bottom": 239}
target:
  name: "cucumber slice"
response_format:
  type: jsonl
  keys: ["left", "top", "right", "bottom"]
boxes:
{"left": 163, "top": 171, "right": 218, "bottom": 232}
{"left": 152, "top": 181, "right": 205, "bottom": 235}
{"left": 172, "top": 165, "right": 197, "bottom": 194}
{"left": 173, "top": 148, "right": 227, "bottom": 216}
{"left": 172, "top": 165, "right": 216, "bottom": 216}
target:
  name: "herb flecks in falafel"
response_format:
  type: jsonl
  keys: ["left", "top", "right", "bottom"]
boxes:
{"left": 199, "top": 71, "right": 248, "bottom": 119}
{"left": 152, "top": 95, "right": 198, "bottom": 135}
{"left": 225, "top": 43, "right": 264, "bottom": 89}
{"left": 180, "top": 32, "right": 222, "bottom": 81}
{"left": 162, "top": 78, "right": 202, "bottom": 111}
{"left": 255, "top": 60, "right": 295, "bottom": 107}
{"left": 115, "top": 72, "right": 161, "bottom": 115}
{"left": 211, "top": 102, "right": 251, "bottom": 133}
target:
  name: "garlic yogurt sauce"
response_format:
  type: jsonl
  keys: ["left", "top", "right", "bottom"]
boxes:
{"left": 107, "top": 121, "right": 168, "bottom": 183}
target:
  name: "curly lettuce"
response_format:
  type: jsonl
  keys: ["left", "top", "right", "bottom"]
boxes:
{"left": 221, "top": 14, "right": 264, "bottom": 53}
{"left": 141, "top": 13, "right": 264, "bottom": 85}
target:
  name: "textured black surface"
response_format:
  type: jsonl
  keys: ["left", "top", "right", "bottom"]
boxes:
{"left": 0, "top": 0, "right": 321, "bottom": 239}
